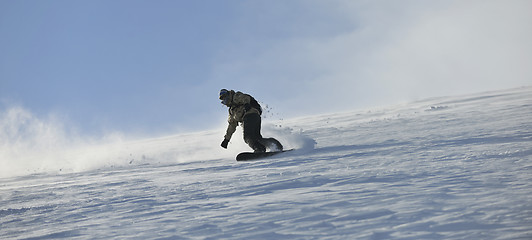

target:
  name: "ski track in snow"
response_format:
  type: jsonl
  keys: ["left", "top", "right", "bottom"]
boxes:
{"left": 1, "top": 87, "right": 532, "bottom": 239}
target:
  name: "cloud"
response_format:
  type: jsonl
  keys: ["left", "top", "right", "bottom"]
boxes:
{"left": 364, "top": 0, "right": 532, "bottom": 98}
{"left": 211, "top": 0, "right": 532, "bottom": 116}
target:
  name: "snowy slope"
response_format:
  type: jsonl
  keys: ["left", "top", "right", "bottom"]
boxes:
{"left": 1, "top": 87, "right": 531, "bottom": 239}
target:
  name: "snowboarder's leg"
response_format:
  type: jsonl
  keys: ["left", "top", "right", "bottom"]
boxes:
{"left": 243, "top": 113, "right": 266, "bottom": 153}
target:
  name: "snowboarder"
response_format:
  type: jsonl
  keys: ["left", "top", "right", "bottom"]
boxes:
{"left": 219, "top": 89, "right": 283, "bottom": 153}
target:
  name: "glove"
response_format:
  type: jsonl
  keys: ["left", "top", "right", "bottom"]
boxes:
{"left": 221, "top": 139, "right": 229, "bottom": 149}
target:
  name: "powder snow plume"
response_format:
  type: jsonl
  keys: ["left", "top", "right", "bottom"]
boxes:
{"left": 0, "top": 106, "right": 315, "bottom": 178}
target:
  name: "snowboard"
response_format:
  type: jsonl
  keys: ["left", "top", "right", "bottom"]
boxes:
{"left": 236, "top": 149, "right": 294, "bottom": 161}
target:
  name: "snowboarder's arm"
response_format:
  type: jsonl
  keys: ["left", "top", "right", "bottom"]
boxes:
{"left": 232, "top": 92, "right": 260, "bottom": 115}
{"left": 224, "top": 119, "right": 238, "bottom": 141}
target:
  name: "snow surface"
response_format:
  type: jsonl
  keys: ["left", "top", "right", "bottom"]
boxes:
{"left": 1, "top": 87, "right": 532, "bottom": 239}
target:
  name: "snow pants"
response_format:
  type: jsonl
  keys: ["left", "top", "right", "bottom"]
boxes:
{"left": 243, "top": 113, "right": 283, "bottom": 152}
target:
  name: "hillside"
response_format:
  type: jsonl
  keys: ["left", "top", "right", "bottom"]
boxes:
{"left": 1, "top": 87, "right": 531, "bottom": 239}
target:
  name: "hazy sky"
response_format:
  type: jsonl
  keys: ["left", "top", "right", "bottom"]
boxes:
{"left": 1, "top": 0, "right": 531, "bottom": 135}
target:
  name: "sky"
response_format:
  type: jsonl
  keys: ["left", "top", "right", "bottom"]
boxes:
{"left": 1, "top": 0, "right": 531, "bottom": 136}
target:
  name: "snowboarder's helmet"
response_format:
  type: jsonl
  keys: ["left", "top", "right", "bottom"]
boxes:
{"left": 219, "top": 89, "right": 231, "bottom": 105}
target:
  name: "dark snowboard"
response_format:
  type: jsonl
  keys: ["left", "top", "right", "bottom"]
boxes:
{"left": 236, "top": 149, "right": 294, "bottom": 161}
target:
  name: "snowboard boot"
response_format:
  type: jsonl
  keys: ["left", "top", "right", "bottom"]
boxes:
{"left": 245, "top": 137, "right": 266, "bottom": 153}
